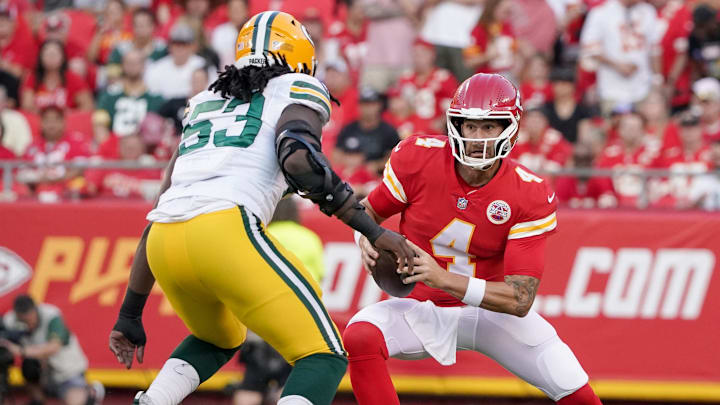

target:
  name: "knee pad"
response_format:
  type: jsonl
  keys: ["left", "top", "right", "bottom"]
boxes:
{"left": 343, "top": 322, "right": 388, "bottom": 360}
{"left": 536, "top": 338, "right": 589, "bottom": 401}
{"left": 21, "top": 358, "right": 41, "bottom": 383}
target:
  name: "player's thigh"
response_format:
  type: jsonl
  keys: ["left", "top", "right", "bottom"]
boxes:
{"left": 458, "top": 307, "right": 588, "bottom": 401}
{"left": 147, "top": 221, "right": 246, "bottom": 349}
{"left": 190, "top": 207, "right": 345, "bottom": 364}
{"left": 348, "top": 298, "right": 429, "bottom": 360}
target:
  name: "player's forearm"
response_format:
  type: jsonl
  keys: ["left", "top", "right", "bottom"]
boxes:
{"left": 127, "top": 224, "right": 155, "bottom": 295}
{"left": 440, "top": 274, "right": 538, "bottom": 317}
{"left": 359, "top": 197, "right": 386, "bottom": 224}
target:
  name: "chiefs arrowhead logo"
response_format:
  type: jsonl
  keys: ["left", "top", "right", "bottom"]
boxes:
{"left": 0, "top": 247, "right": 32, "bottom": 296}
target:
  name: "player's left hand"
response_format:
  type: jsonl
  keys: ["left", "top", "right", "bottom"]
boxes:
{"left": 400, "top": 240, "right": 447, "bottom": 289}
{"left": 109, "top": 316, "right": 146, "bottom": 369}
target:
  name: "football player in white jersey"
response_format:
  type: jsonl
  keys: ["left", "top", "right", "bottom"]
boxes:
{"left": 108, "top": 11, "right": 414, "bottom": 405}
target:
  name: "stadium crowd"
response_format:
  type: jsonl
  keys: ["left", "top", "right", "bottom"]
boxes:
{"left": 0, "top": 0, "right": 720, "bottom": 209}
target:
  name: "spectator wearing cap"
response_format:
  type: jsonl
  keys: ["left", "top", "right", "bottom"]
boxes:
{"left": 464, "top": 0, "right": 520, "bottom": 79}
{"left": 87, "top": 0, "right": 132, "bottom": 66}
{"left": 689, "top": 5, "right": 720, "bottom": 80}
{"left": 18, "top": 106, "right": 91, "bottom": 202}
{"left": 0, "top": 5, "right": 37, "bottom": 80}
{"left": 322, "top": 59, "right": 359, "bottom": 158}
{"left": 324, "top": 0, "right": 368, "bottom": 86}
{"left": 334, "top": 87, "right": 400, "bottom": 183}
{"left": 541, "top": 68, "right": 594, "bottom": 144}
{"left": 210, "top": 0, "right": 249, "bottom": 69}
{"left": 520, "top": 54, "right": 553, "bottom": 110}
{"left": 21, "top": 40, "right": 94, "bottom": 113}
{"left": 42, "top": 0, "right": 72, "bottom": 12}
{"left": 358, "top": 0, "right": 421, "bottom": 92}
{"left": 418, "top": 0, "right": 481, "bottom": 82}
{"left": 97, "top": 49, "right": 165, "bottom": 138}
{"left": 653, "top": 0, "right": 692, "bottom": 112}
{"left": 396, "top": 39, "right": 458, "bottom": 132}
{"left": 580, "top": 0, "right": 660, "bottom": 115}
{"left": 692, "top": 77, "right": 720, "bottom": 143}
{"left": 383, "top": 85, "right": 432, "bottom": 141}
{"left": 593, "top": 112, "right": 656, "bottom": 208}
{"left": 513, "top": 107, "right": 572, "bottom": 173}
{"left": 688, "top": 138, "right": 720, "bottom": 210}
{"left": 107, "top": 7, "right": 168, "bottom": 74}
{"left": 144, "top": 21, "right": 215, "bottom": 100}
{"left": 652, "top": 110, "right": 713, "bottom": 208}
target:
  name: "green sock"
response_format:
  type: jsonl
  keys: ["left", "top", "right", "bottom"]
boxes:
{"left": 281, "top": 353, "right": 348, "bottom": 405}
{"left": 170, "top": 335, "right": 240, "bottom": 383}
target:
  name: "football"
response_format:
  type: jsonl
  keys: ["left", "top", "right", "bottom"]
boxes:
{"left": 369, "top": 249, "right": 416, "bottom": 298}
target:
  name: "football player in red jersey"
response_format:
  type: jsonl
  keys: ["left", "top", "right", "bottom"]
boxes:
{"left": 343, "top": 74, "right": 602, "bottom": 405}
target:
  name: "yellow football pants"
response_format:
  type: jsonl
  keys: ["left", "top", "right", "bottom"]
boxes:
{"left": 146, "top": 206, "right": 345, "bottom": 364}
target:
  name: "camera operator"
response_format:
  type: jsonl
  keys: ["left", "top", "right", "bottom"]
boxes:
{"left": 0, "top": 295, "right": 103, "bottom": 405}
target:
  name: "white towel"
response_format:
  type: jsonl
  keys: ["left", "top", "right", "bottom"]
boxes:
{"left": 403, "top": 300, "right": 462, "bottom": 366}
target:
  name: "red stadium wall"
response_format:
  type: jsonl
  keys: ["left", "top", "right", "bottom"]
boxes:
{"left": 1, "top": 202, "right": 719, "bottom": 401}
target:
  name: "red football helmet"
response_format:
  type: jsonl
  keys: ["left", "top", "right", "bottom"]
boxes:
{"left": 446, "top": 73, "right": 523, "bottom": 170}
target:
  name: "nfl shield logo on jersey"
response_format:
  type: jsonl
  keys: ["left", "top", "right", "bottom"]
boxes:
{"left": 457, "top": 197, "right": 468, "bottom": 210}
{"left": 486, "top": 200, "right": 511, "bottom": 224}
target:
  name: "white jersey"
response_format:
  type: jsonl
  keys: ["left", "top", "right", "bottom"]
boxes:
{"left": 147, "top": 72, "right": 332, "bottom": 225}
{"left": 580, "top": 0, "right": 658, "bottom": 104}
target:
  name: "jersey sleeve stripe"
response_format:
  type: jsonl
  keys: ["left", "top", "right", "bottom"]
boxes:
{"left": 291, "top": 81, "right": 330, "bottom": 101}
{"left": 289, "top": 92, "right": 331, "bottom": 117}
{"left": 382, "top": 160, "right": 407, "bottom": 204}
{"left": 507, "top": 212, "right": 557, "bottom": 240}
{"left": 289, "top": 85, "right": 331, "bottom": 107}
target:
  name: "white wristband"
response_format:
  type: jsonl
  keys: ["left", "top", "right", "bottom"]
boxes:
{"left": 461, "top": 277, "right": 486, "bottom": 307}
{"left": 353, "top": 230, "right": 363, "bottom": 246}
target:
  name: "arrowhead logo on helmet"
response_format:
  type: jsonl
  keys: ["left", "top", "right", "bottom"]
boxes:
{"left": 446, "top": 73, "right": 523, "bottom": 170}
{"left": 234, "top": 11, "right": 318, "bottom": 76}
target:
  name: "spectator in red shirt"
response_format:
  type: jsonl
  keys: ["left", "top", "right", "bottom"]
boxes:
{"left": 383, "top": 85, "right": 433, "bottom": 141}
{"left": 84, "top": 134, "right": 162, "bottom": 200}
{"left": 464, "top": 0, "right": 519, "bottom": 77}
{"left": 651, "top": 110, "right": 712, "bottom": 208}
{"left": 594, "top": 112, "right": 657, "bottom": 208}
{"left": 654, "top": 0, "right": 692, "bottom": 112}
{"left": 322, "top": 59, "right": 359, "bottom": 158}
{"left": 325, "top": 0, "right": 368, "bottom": 85}
{"left": 520, "top": 54, "right": 553, "bottom": 109}
{"left": 513, "top": 107, "right": 572, "bottom": 173}
{"left": 21, "top": 40, "right": 94, "bottom": 113}
{"left": 41, "top": 13, "right": 94, "bottom": 85}
{"left": 637, "top": 89, "right": 682, "bottom": 154}
{"left": 554, "top": 142, "right": 617, "bottom": 208}
{"left": 18, "top": 106, "right": 91, "bottom": 202}
{"left": 692, "top": 77, "right": 720, "bottom": 142}
{"left": 0, "top": 5, "right": 37, "bottom": 80}
{"left": 396, "top": 39, "right": 458, "bottom": 132}
{"left": 87, "top": 0, "right": 132, "bottom": 66}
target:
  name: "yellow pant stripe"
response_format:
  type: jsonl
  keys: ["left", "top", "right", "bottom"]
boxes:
{"left": 240, "top": 207, "right": 345, "bottom": 356}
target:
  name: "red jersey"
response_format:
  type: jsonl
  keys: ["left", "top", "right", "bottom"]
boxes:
{"left": 0, "top": 17, "right": 37, "bottom": 72}
{"left": 594, "top": 143, "right": 656, "bottom": 208}
{"left": 466, "top": 22, "right": 517, "bottom": 74}
{"left": 84, "top": 167, "right": 162, "bottom": 199}
{"left": 656, "top": 1, "right": 692, "bottom": 107}
{"left": 367, "top": 135, "right": 557, "bottom": 307}
{"left": 512, "top": 128, "right": 572, "bottom": 173}
{"left": 519, "top": 81, "right": 553, "bottom": 109}
{"left": 327, "top": 20, "right": 367, "bottom": 85}
{"left": 650, "top": 144, "right": 712, "bottom": 207}
{"left": 554, "top": 176, "right": 616, "bottom": 209}
{"left": 23, "top": 131, "right": 90, "bottom": 198}
{"left": 396, "top": 68, "right": 458, "bottom": 122}
{"left": 383, "top": 112, "right": 433, "bottom": 140}
{"left": 22, "top": 71, "right": 89, "bottom": 110}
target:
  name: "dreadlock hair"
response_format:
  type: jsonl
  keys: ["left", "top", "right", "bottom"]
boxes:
{"left": 209, "top": 52, "right": 340, "bottom": 106}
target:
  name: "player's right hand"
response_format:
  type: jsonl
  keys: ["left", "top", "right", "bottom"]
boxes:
{"left": 109, "top": 316, "right": 146, "bottom": 369}
{"left": 358, "top": 234, "right": 379, "bottom": 274}
{"left": 372, "top": 229, "right": 415, "bottom": 274}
